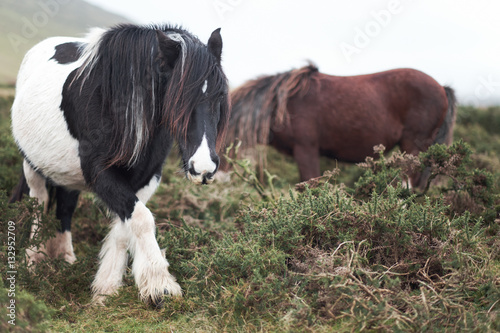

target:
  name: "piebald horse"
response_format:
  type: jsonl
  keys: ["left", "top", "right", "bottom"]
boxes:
{"left": 11, "top": 24, "right": 229, "bottom": 307}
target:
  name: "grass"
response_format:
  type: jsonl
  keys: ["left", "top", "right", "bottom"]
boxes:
{"left": 0, "top": 94, "right": 499, "bottom": 332}
{"left": 0, "top": 0, "right": 131, "bottom": 85}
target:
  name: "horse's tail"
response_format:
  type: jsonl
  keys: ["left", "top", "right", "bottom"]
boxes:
{"left": 416, "top": 86, "right": 457, "bottom": 191}
{"left": 9, "top": 170, "right": 29, "bottom": 203}
{"left": 226, "top": 63, "right": 319, "bottom": 149}
{"left": 434, "top": 86, "right": 457, "bottom": 146}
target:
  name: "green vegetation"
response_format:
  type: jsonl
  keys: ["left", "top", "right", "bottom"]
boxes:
{"left": 0, "top": 94, "right": 499, "bottom": 332}
{"left": 0, "top": 0, "right": 131, "bottom": 85}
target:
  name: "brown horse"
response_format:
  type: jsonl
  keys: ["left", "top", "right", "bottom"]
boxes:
{"left": 226, "top": 64, "right": 457, "bottom": 189}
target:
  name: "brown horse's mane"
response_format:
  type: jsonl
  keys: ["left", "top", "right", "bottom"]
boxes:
{"left": 227, "top": 64, "right": 319, "bottom": 148}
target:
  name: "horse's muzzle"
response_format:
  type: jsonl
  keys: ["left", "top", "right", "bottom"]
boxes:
{"left": 187, "top": 167, "right": 216, "bottom": 185}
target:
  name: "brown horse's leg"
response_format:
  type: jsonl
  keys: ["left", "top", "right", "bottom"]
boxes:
{"left": 413, "top": 168, "right": 431, "bottom": 190}
{"left": 293, "top": 144, "right": 320, "bottom": 181}
{"left": 400, "top": 137, "right": 433, "bottom": 190}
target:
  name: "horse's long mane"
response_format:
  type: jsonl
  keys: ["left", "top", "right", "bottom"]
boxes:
{"left": 75, "top": 24, "right": 228, "bottom": 167}
{"left": 227, "top": 64, "right": 318, "bottom": 148}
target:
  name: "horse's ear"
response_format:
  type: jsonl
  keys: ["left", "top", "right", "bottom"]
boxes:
{"left": 207, "top": 28, "right": 222, "bottom": 63}
{"left": 156, "top": 30, "right": 180, "bottom": 70}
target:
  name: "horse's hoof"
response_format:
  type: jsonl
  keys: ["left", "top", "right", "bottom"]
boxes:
{"left": 26, "top": 247, "right": 48, "bottom": 271}
{"left": 91, "top": 295, "right": 107, "bottom": 307}
{"left": 149, "top": 289, "right": 170, "bottom": 309}
{"left": 138, "top": 268, "right": 182, "bottom": 307}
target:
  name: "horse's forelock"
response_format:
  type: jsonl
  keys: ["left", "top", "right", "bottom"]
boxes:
{"left": 215, "top": 74, "right": 231, "bottom": 153}
{"left": 161, "top": 37, "right": 228, "bottom": 144}
{"left": 165, "top": 33, "right": 187, "bottom": 73}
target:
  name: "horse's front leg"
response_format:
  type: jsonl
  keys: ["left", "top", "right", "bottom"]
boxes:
{"left": 92, "top": 216, "right": 131, "bottom": 305}
{"left": 89, "top": 169, "right": 181, "bottom": 306}
{"left": 293, "top": 143, "right": 321, "bottom": 181}
{"left": 127, "top": 200, "right": 182, "bottom": 306}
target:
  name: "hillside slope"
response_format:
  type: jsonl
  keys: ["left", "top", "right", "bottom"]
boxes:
{"left": 0, "top": 0, "right": 132, "bottom": 85}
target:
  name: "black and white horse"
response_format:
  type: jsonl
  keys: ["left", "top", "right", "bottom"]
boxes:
{"left": 11, "top": 24, "right": 229, "bottom": 306}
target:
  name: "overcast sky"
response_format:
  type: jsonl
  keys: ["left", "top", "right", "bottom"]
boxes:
{"left": 85, "top": 0, "right": 500, "bottom": 105}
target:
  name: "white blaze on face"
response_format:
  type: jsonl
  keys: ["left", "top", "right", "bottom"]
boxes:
{"left": 202, "top": 80, "right": 208, "bottom": 93}
{"left": 187, "top": 134, "right": 216, "bottom": 184}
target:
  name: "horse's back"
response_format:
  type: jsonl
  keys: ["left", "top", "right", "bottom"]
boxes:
{"left": 12, "top": 36, "right": 87, "bottom": 189}
{"left": 365, "top": 68, "right": 447, "bottom": 112}
{"left": 372, "top": 68, "right": 447, "bottom": 121}
{"left": 290, "top": 68, "right": 448, "bottom": 161}
{"left": 323, "top": 68, "right": 446, "bottom": 117}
